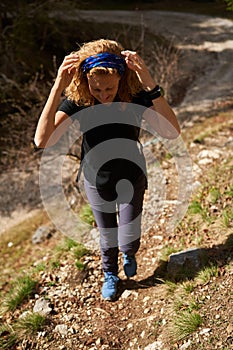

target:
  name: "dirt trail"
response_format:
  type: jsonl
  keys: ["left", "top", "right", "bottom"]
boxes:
{"left": 71, "top": 10, "right": 233, "bottom": 117}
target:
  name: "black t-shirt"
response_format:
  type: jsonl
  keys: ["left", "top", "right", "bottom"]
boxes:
{"left": 58, "top": 93, "right": 153, "bottom": 188}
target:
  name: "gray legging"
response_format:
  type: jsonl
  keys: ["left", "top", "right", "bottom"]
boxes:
{"left": 84, "top": 174, "right": 147, "bottom": 274}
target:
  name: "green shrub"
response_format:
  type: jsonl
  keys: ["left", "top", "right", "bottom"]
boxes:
{"left": 172, "top": 311, "right": 203, "bottom": 340}
{"left": 2, "top": 276, "right": 37, "bottom": 312}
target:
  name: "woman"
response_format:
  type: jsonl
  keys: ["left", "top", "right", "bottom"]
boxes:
{"left": 34, "top": 38, "right": 180, "bottom": 301}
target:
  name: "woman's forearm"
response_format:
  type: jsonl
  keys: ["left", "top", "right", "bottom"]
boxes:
{"left": 151, "top": 96, "right": 181, "bottom": 138}
{"left": 34, "top": 84, "right": 63, "bottom": 148}
{"left": 143, "top": 96, "right": 180, "bottom": 140}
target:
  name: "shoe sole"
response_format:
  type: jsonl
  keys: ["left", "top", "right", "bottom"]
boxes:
{"left": 102, "top": 295, "right": 116, "bottom": 301}
{"left": 125, "top": 272, "right": 136, "bottom": 279}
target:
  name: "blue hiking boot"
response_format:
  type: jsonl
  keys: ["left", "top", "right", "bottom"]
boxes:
{"left": 102, "top": 272, "right": 119, "bottom": 301}
{"left": 123, "top": 254, "right": 137, "bottom": 278}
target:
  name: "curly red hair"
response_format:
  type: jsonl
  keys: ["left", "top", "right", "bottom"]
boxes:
{"left": 65, "top": 39, "right": 143, "bottom": 105}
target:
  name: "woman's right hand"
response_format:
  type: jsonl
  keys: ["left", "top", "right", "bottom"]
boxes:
{"left": 54, "top": 53, "right": 79, "bottom": 91}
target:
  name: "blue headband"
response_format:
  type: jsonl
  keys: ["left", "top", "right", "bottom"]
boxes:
{"left": 82, "top": 52, "right": 126, "bottom": 76}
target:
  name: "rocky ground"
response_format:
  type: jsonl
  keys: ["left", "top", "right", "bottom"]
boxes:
{"left": 1, "top": 109, "right": 232, "bottom": 350}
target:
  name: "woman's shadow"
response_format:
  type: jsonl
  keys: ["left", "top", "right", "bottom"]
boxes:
{"left": 116, "top": 233, "right": 233, "bottom": 299}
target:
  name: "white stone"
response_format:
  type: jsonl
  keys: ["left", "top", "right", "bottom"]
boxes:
{"left": 180, "top": 339, "right": 191, "bottom": 349}
{"left": 199, "top": 328, "right": 211, "bottom": 335}
{"left": 144, "top": 340, "right": 163, "bottom": 350}
{"left": 198, "top": 158, "right": 212, "bottom": 165}
{"left": 33, "top": 298, "right": 52, "bottom": 316}
{"left": 198, "top": 149, "right": 222, "bottom": 159}
{"left": 54, "top": 324, "right": 68, "bottom": 336}
{"left": 121, "top": 290, "right": 131, "bottom": 299}
{"left": 143, "top": 296, "right": 150, "bottom": 303}
{"left": 144, "top": 308, "right": 150, "bottom": 314}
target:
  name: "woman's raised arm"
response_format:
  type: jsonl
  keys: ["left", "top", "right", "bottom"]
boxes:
{"left": 34, "top": 53, "right": 79, "bottom": 148}
{"left": 121, "top": 50, "right": 181, "bottom": 139}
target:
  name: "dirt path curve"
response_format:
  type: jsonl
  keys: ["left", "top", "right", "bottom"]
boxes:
{"left": 69, "top": 10, "right": 233, "bottom": 118}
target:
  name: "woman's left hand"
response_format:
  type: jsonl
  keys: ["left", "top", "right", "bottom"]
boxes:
{"left": 121, "top": 50, "right": 156, "bottom": 90}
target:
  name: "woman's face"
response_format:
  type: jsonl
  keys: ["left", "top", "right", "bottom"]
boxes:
{"left": 87, "top": 72, "right": 121, "bottom": 104}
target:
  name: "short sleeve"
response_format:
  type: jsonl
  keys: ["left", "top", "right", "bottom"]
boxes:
{"left": 58, "top": 98, "right": 84, "bottom": 119}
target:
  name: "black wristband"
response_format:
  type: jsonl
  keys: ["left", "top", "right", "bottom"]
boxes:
{"left": 147, "top": 85, "right": 161, "bottom": 100}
